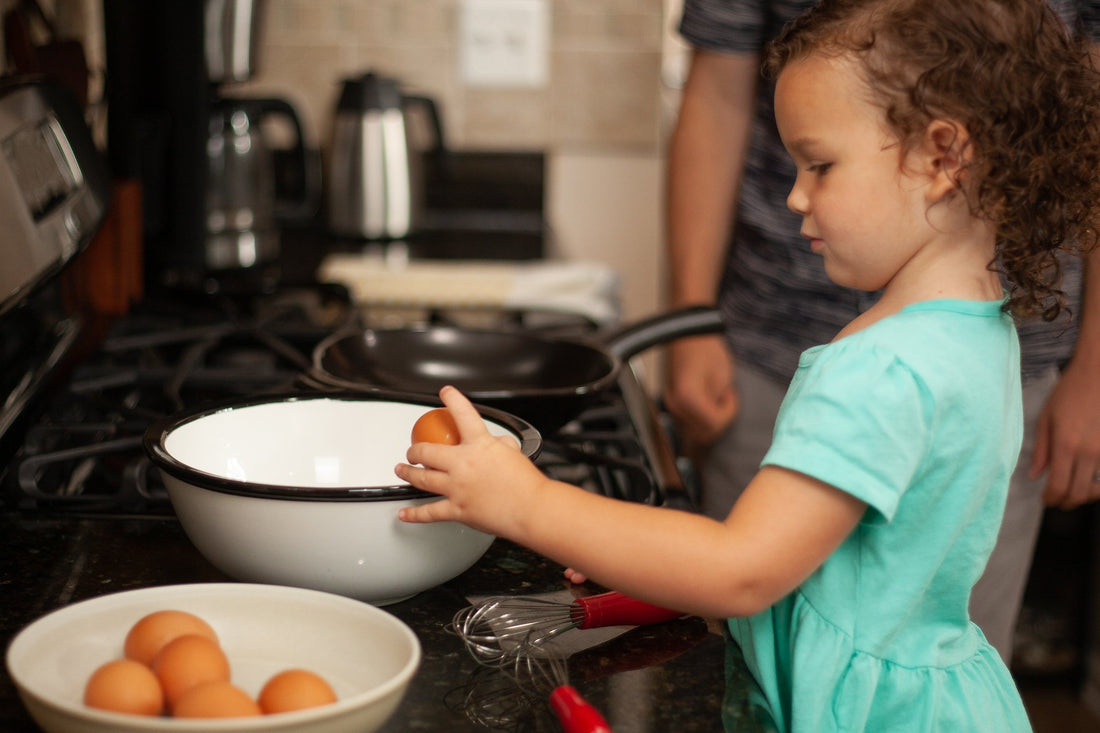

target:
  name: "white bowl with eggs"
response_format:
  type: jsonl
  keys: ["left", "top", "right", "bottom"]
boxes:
{"left": 143, "top": 392, "right": 541, "bottom": 606}
{"left": 5, "top": 582, "right": 420, "bottom": 733}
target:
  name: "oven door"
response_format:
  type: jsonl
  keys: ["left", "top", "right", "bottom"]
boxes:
{"left": 0, "top": 77, "right": 110, "bottom": 317}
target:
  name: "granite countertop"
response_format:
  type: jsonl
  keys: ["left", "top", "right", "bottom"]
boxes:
{"left": 0, "top": 512, "right": 775, "bottom": 732}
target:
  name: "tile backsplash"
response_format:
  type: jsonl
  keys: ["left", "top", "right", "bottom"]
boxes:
{"left": 0, "top": 0, "right": 676, "bottom": 152}
{"left": 2, "top": 1, "right": 667, "bottom": 153}
{"left": 232, "top": 0, "right": 667, "bottom": 154}
{"left": 1, "top": 0, "right": 676, "bottom": 336}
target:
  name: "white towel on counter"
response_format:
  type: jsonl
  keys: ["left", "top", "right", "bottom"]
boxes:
{"left": 318, "top": 250, "right": 622, "bottom": 326}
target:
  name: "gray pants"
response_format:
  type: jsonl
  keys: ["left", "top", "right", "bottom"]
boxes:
{"left": 699, "top": 363, "right": 1057, "bottom": 663}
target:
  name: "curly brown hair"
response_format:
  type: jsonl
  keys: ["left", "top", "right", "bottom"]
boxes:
{"left": 764, "top": 0, "right": 1100, "bottom": 319}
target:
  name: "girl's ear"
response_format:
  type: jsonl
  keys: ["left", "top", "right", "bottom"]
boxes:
{"left": 921, "top": 119, "right": 970, "bottom": 203}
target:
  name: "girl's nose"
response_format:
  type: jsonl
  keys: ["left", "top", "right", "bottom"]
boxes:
{"left": 787, "top": 178, "right": 809, "bottom": 215}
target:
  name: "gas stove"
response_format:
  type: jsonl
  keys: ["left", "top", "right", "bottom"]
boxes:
{"left": 0, "top": 284, "right": 697, "bottom": 520}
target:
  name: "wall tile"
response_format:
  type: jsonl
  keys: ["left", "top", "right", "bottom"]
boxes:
{"left": 461, "top": 88, "right": 551, "bottom": 149}
{"left": 11, "top": 0, "right": 666, "bottom": 156}
{"left": 242, "top": 0, "right": 665, "bottom": 154}
{"left": 551, "top": 49, "right": 661, "bottom": 148}
{"left": 555, "top": 5, "right": 662, "bottom": 49}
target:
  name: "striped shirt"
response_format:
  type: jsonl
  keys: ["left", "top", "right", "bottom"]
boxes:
{"left": 679, "top": 0, "right": 1093, "bottom": 383}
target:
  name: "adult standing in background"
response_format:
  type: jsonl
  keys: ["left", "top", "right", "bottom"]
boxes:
{"left": 663, "top": 0, "right": 1100, "bottom": 661}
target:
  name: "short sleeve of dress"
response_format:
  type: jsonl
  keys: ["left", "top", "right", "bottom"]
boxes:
{"left": 760, "top": 339, "right": 933, "bottom": 522}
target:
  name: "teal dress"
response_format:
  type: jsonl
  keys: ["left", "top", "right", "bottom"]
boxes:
{"left": 727, "top": 300, "right": 1032, "bottom": 732}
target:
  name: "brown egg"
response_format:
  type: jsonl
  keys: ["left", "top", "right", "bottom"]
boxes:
{"left": 411, "top": 408, "right": 460, "bottom": 445}
{"left": 124, "top": 610, "right": 218, "bottom": 666}
{"left": 258, "top": 668, "right": 338, "bottom": 714}
{"left": 83, "top": 658, "right": 164, "bottom": 716}
{"left": 152, "top": 633, "right": 231, "bottom": 710}
{"left": 172, "top": 681, "right": 262, "bottom": 718}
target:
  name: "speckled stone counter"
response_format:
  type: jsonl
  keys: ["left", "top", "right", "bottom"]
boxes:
{"left": 0, "top": 513, "right": 776, "bottom": 732}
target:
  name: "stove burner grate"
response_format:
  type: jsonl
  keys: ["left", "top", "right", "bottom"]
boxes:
{"left": 2, "top": 295, "right": 690, "bottom": 518}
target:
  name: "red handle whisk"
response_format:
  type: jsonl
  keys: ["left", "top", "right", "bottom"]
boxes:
{"left": 451, "top": 590, "right": 685, "bottom": 665}
{"left": 572, "top": 591, "right": 684, "bottom": 629}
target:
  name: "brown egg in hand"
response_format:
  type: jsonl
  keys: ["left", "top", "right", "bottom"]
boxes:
{"left": 411, "top": 408, "right": 460, "bottom": 445}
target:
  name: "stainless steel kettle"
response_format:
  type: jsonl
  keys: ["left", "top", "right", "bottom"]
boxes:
{"left": 206, "top": 96, "right": 319, "bottom": 270}
{"left": 327, "top": 72, "right": 444, "bottom": 241}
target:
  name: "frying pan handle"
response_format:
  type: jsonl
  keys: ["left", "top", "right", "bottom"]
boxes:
{"left": 549, "top": 685, "right": 614, "bottom": 733}
{"left": 601, "top": 305, "right": 724, "bottom": 361}
{"left": 573, "top": 591, "right": 685, "bottom": 629}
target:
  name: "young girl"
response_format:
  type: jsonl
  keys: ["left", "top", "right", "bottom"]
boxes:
{"left": 396, "top": 0, "right": 1100, "bottom": 729}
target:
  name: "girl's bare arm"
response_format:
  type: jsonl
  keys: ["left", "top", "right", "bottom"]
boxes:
{"left": 397, "top": 387, "right": 865, "bottom": 619}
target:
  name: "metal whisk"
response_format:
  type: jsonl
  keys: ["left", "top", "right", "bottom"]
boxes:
{"left": 514, "top": 650, "right": 613, "bottom": 733}
{"left": 459, "top": 646, "right": 613, "bottom": 733}
{"left": 452, "top": 664, "right": 541, "bottom": 729}
{"left": 450, "top": 590, "right": 683, "bottom": 665}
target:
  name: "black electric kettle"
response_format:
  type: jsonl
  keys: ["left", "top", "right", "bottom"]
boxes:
{"left": 327, "top": 72, "right": 444, "bottom": 241}
{"left": 206, "top": 95, "right": 320, "bottom": 270}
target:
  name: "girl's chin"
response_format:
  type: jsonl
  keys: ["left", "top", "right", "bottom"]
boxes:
{"left": 821, "top": 262, "right": 864, "bottom": 291}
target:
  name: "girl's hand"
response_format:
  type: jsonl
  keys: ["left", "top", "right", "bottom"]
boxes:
{"left": 395, "top": 386, "right": 548, "bottom": 538}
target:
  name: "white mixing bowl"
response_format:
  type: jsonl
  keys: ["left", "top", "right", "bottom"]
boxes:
{"left": 143, "top": 393, "right": 541, "bottom": 605}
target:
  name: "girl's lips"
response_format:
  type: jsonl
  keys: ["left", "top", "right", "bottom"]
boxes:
{"left": 804, "top": 234, "right": 824, "bottom": 253}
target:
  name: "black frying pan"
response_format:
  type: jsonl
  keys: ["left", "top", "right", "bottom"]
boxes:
{"left": 308, "top": 305, "right": 724, "bottom": 433}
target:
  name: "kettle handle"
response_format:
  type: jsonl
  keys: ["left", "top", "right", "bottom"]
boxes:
{"left": 252, "top": 96, "right": 322, "bottom": 223}
{"left": 402, "top": 94, "right": 445, "bottom": 153}
{"left": 402, "top": 93, "right": 448, "bottom": 182}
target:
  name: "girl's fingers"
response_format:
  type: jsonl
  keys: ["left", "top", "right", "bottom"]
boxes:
{"left": 396, "top": 387, "right": 496, "bottom": 527}
{"left": 563, "top": 568, "right": 588, "bottom": 584}
{"left": 398, "top": 498, "right": 456, "bottom": 523}
{"left": 405, "top": 441, "right": 449, "bottom": 469}
{"left": 439, "top": 386, "right": 491, "bottom": 439}
{"left": 395, "top": 461, "right": 448, "bottom": 495}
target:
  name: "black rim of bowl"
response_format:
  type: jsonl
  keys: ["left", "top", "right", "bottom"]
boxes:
{"left": 143, "top": 390, "right": 542, "bottom": 502}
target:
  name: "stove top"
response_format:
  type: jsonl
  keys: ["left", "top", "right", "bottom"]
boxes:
{"left": 1, "top": 287, "right": 696, "bottom": 518}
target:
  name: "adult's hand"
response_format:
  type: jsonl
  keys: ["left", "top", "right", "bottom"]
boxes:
{"left": 1030, "top": 358, "right": 1100, "bottom": 508}
{"left": 664, "top": 335, "right": 738, "bottom": 449}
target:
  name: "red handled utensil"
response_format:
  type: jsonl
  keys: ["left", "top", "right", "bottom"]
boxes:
{"left": 527, "top": 653, "right": 613, "bottom": 733}
{"left": 449, "top": 590, "right": 684, "bottom": 666}
{"left": 460, "top": 649, "right": 613, "bottom": 732}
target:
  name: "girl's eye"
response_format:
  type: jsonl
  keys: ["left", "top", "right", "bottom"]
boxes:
{"left": 808, "top": 162, "right": 832, "bottom": 175}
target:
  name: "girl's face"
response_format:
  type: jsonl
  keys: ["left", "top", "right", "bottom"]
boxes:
{"left": 774, "top": 54, "right": 934, "bottom": 292}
